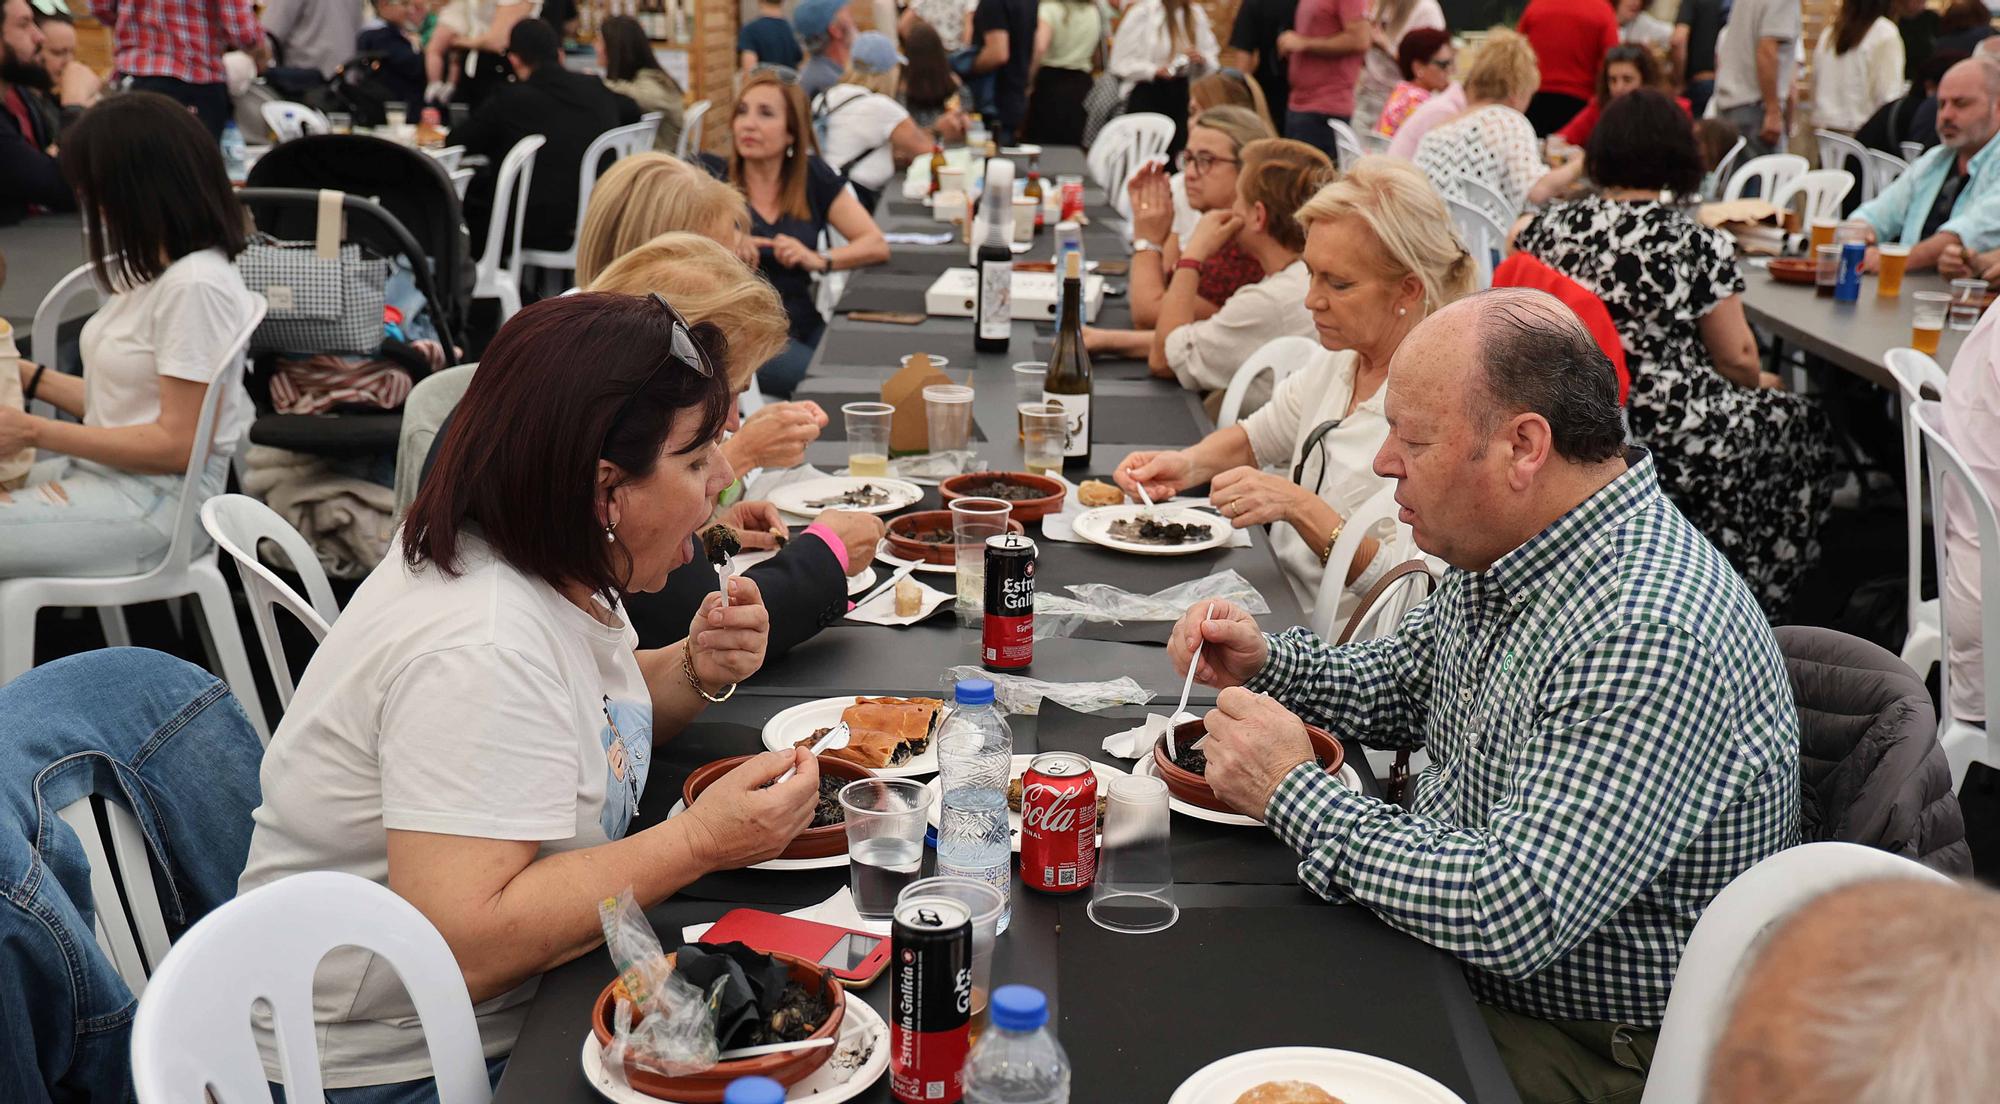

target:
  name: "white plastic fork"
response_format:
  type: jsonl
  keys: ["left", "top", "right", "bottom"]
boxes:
{"left": 1166, "top": 603, "right": 1214, "bottom": 759}
{"left": 777, "top": 722, "right": 851, "bottom": 784}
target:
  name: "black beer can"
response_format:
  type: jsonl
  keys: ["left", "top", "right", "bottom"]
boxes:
{"left": 982, "top": 533, "right": 1036, "bottom": 671}
{"left": 890, "top": 895, "right": 974, "bottom": 1104}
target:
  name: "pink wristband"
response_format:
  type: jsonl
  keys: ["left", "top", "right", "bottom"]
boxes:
{"left": 802, "top": 522, "right": 850, "bottom": 574}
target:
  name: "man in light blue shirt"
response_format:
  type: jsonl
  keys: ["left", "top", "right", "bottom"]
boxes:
{"left": 1856, "top": 56, "right": 2000, "bottom": 275}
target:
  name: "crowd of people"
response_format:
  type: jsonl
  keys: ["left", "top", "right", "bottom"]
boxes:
{"left": 3, "top": 3, "right": 2000, "bottom": 1104}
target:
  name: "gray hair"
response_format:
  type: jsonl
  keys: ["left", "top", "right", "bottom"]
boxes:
{"left": 1468, "top": 289, "right": 1625, "bottom": 463}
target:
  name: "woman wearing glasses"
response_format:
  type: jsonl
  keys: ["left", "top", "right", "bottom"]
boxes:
{"left": 1114, "top": 158, "right": 1474, "bottom": 620}
{"left": 239, "top": 294, "right": 819, "bottom": 1102}
{"left": 1374, "top": 27, "right": 1455, "bottom": 140}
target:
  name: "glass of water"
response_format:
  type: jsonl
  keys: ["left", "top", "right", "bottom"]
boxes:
{"left": 840, "top": 778, "right": 932, "bottom": 920}
{"left": 1950, "top": 278, "right": 1989, "bottom": 331}
{"left": 1020, "top": 403, "right": 1066, "bottom": 478}
{"left": 950, "top": 497, "right": 1011, "bottom": 628}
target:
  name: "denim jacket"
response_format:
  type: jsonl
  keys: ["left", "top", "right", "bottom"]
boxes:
{"left": 0, "top": 648, "right": 264, "bottom": 1103}
{"left": 1854, "top": 137, "right": 2000, "bottom": 252}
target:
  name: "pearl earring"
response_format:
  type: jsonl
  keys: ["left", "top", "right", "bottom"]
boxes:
{"left": 604, "top": 521, "right": 617, "bottom": 543}
{"left": 1398, "top": 307, "right": 1407, "bottom": 316}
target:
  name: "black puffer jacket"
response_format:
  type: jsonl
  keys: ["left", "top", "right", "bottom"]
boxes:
{"left": 1776, "top": 626, "right": 1972, "bottom": 875}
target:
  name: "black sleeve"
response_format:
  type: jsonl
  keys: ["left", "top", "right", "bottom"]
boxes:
{"left": 369, "top": 31, "right": 425, "bottom": 87}
{"left": 614, "top": 90, "right": 642, "bottom": 125}
{"left": 446, "top": 89, "right": 517, "bottom": 158}
{"left": 972, "top": 0, "right": 1003, "bottom": 38}
{"left": 805, "top": 155, "right": 846, "bottom": 220}
{"left": 1228, "top": 0, "right": 1260, "bottom": 51}
{"left": 1675, "top": 0, "right": 1693, "bottom": 26}
{"left": 697, "top": 151, "right": 729, "bottom": 181}
{"left": 624, "top": 536, "right": 850, "bottom": 659}
{"left": 0, "top": 116, "right": 74, "bottom": 218}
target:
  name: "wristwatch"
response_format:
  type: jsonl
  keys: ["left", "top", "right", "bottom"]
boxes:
{"left": 1131, "top": 238, "right": 1164, "bottom": 255}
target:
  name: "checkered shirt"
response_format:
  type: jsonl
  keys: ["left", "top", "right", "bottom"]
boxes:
{"left": 92, "top": 0, "right": 263, "bottom": 85}
{"left": 1249, "top": 451, "right": 1800, "bottom": 1026}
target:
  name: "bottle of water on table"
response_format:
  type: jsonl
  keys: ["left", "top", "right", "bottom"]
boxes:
{"left": 937, "top": 678, "right": 1013, "bottom": 931}
{"left": 963, "top": 985, "right": 1071, "bottom": 1103}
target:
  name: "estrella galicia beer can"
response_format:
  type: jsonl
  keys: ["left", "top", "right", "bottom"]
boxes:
{"left": 890, "top": 896, "right": 974, "bottom": 1104}
{"left": 982, "top": 533, "right": 1036, "bottom": 671}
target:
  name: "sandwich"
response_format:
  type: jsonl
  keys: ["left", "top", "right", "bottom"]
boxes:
{"left": 796, "top": 696, "right": 943, "bottom": 768}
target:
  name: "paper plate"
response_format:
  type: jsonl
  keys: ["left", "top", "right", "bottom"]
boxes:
{"left": 767, "top": 477, "right": 924, "bottom": 518}
{"left": 762, "top": 697, "right": 941, "bottom": 779}
{"left": 1168, "top": 1047, "right": 1468, "bottom": 1104}
{"left": 1134, "top": 755, "right": 1362, "bottom": 827}
{"left": 875, "top": 540, "right": 957, "bottom": 576}
{"left": 581, "top": 991, "right": 889, "bottom": 1103}
{"left": 921, "top": 754, "right": 1127, "bottom": 851}
{"left": 1072, "top": 504, "right": 1232, "bottom": 556}
{"left": 664, "top": 801, "right": 851, "bottom": 870}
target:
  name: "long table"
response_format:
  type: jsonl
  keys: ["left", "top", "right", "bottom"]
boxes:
{"left": 1741, "top": 264, "right": 1970, "bottom": 387}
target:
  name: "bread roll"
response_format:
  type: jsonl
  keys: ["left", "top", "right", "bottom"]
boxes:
{"left": 1231, "top": 1082, "right": 1343, "bottom": 1104}
{"left": 1078, "top": 479, "right": 1126, "bottom": 507}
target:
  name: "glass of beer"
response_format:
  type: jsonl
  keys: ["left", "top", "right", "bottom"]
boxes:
{"left": 1808, "top": 217, "right": 1839, "bottom": 254}
{"left": 1877, "top": 243, "right": 1910, "bottom": 298}
{"left": 1913, "top": 291, "right": 1951, "bottom": 354}
{"left": 841, "top": 401, "right": 895, "bottom": 476}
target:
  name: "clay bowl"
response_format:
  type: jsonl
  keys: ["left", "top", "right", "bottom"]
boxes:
{"left": 1152, "top": 720, "right": 1345, "bottom": 813}
{"left": 590, "top": 949, "right": 846, "bottom": 1102}
{"left": 939, "top": 471, "right": 1067, "bottom": 522}
{"left": 1766, "top": 257, "right": 1819, "bottom": 285}
{"left": 682, "top": 754, "right": 873, "bottom": 860}
{"left": 884, "top": 509, "right": 1026, "bottom": 565}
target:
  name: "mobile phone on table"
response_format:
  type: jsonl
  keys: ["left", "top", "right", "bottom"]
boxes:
{"left": 698, "top": 908, "right": 892, "bottom": 987}
{"left": 848, "top": 310, "right": 927, "bottom": 325}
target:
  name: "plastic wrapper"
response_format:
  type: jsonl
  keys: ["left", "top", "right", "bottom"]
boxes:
{"left": 944, "top": 665, "right": 1155, "bottom": 714}
{"left": 1031, "top": 570, "right": 1270, "bottom": 640}
{"left": 597, "top": 890, "right": 720, "bottom": 1089}
{"left": 890, "top": 450, "right": 983, "bottom": 480}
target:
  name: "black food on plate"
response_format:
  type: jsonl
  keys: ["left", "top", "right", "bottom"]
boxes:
{"left": 956, "top": 477, "right": 1048, "bottom": 501}
{"left": 804, "top": 483, "right": 893, "bottom": 509}
{"left": 1107, "top": 514, "right": 1215, "bottom": 545}
{"left": 757, "top": 770, "right": 848, "bottom": 828}
{"left": 1170, "top": 739, "right": 1209, "bottom": 775}
{"left": 701, "top": 525, "right": 740, "bottom": 565}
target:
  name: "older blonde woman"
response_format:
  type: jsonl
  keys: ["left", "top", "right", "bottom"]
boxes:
{"left": 1114, "top": 157, "right": 1476, "bottom": 620}
{"left": 575, "top": 154, "right": 753, "bottom": 287}
{"left": 818, "top": 31, "right": 962, "bottom": 210}
{"left": 1411, "top": 27, "right": 1576, "bottom": 218}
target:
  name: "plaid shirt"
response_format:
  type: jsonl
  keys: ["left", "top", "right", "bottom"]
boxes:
{"left": 1250, "top": 451, "right": 1799, "bottom": 1026}
{"left": 92, "top": 0, "right": 263, "bottom": 85}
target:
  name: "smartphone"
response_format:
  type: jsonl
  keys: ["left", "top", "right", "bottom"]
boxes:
{"left": 848, "top": 310, "right": 927, "bottom": 325}
{"left": 1096, "top": 259, "right": 1131, "bottom": 276}
{"left": 698, "top": 908, "right": 892, "bottom": 987}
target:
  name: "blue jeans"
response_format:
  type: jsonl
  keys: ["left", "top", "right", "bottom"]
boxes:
{"left": 758, "top": 335, "right": 820, "bottom": 400}
{"left": 1285, "top": 109, "right": 1345, "bottom": 162}
{"left": 0, "top": 453, "right": 230, "bottom": 578}
{"left": 270, "top": 1056, "right": 510, "bottom": 1104}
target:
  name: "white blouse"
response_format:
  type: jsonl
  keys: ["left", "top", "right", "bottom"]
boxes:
{"left": 1164, "top": 260, "right": 1316, "bottom": 408}
{"left": 1811, "top": 18, "right": 1906, "bottom": 134}
{"left": 1107, "top": 0, "right": 1219, "bottom": 96}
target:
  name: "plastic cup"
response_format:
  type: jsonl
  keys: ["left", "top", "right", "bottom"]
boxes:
{"left": 1087, "top": 774, "right": 1179, "bottom": 934}
{"left": 841, "top": 401, "right": 894, "bottom": 477}
{"left": 1815, "top": 244, "right": 1841, "bottom": 297}
{"left": 1913, "top": 291, "right": 1951, "bottom": 354}
{"left": 1808, "top": 217, "right": 1838, "bottom": 253}
{"left": 1950, "top": 277, "right": 1988, "bottom": 330}
{"left": 950, "top": 497, "right": 1010, "bottom": 628}
{"left": 1877, "top": 243, "right": 1909, "bottom": 298}
{"left": 384, "top": 106, "right": 408, "bottom": 129}
{"left": 1011, "top": 362, "right": 1046, "bottom": 436}
{"left": 326, "top": 111, "right": 353, "bottom": 134}
{"left": 900, "top": 353, "right": 951, "bottom": 371}
{"left": 899, "top": 876, "right": 1005, "bottom": 1036}
{"left": 923, "top": 383, "right": 975, "bottom": 455}
{"left": 1020, "top": 403, "right": 1065, "bottom": 478}
{"left": 839, "top": 778, "right": 931, "bottom": 920}
{"left": 1012, "top": 197, "right": 1037, "bottom": 243}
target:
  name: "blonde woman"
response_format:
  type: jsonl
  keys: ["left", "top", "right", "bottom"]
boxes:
{"left": 1109, "top": 0, "right": 1221, "bottom": 153}
{"left": 575, "top": 154, "right": 753, "bottom": 287}
{"left": 817, "top": 32, "right": 950, "bottom": 210}
{"left": 1114, "top": 157, "right": 1476, "bottom": 619}
{"left": 1412, "top": 27, "right": 1573, "bottom": 218}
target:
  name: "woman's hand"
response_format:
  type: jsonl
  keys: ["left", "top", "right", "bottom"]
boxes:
{"left": 726, "top": 400, "right": 827, "bottom": 471}
{"left": 681, "top": 749, "right": 820, "bottom": 869}
{"left": 1114, "top": 449, "right": 1195, "bottom": 501}
{"left": 1181, "top": 209, "right": 1244, "bottom": 264}
{"left": 0, "top": 405, "right": 37, "bottom": 454}
{"left": 717, "top": 500, "right": 789, "bottom": 552}
{"left": 936, "top": 109, "right": 969, "bottom": 143}
{"left": 1208, "top": 466, "right": 1319, "bottom": 529}
{"left": 1127, "top": 161, "right": 1176, "bottom": 244}
{"left": 1168, "top": 600, "right": 1271, "bottom": 689}
{"left": 809, "top": 509, "right": 885, "bottom": 574}
{"left": 688, "top": 576, "right": 768, "bottom": 687}
{"left": 766, "top": 234, "right": 825, "bottom": 272}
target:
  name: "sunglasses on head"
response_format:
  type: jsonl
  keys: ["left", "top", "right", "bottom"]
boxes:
{"left": 603, "top": 293, "right": 715, "bottom": 451}
{"left": 748, "top": 64, "right": 801, "bottom": 85}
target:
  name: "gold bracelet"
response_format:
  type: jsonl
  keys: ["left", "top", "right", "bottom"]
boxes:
{"left": 1319, "top": 521, "right": 1346, "bottom": 566}
{"left": 681, "top": 640, "right": 736, "bottom": 703}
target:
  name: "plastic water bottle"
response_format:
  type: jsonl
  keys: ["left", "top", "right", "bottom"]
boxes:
{"left": 938, "top": 786, "right": 1012, "bottom": 933}
{"left": 723, "top": 1076, "right": 785, "bottom": 1104}
{"left": 962, "top": 985, "right": 1071, "bottom": 1103}
{"left": 937, "top": 678, "right": 1012, "bottom": 793}
{"left": 220, "top": 120, "right": 248, "bottom": 183}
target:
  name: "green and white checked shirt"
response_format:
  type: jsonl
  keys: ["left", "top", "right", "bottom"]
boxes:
{"left": 1250, "top": 452, "right": 1800, "bottom": 1027}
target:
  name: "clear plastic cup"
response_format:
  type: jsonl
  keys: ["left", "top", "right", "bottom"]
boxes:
{"left": 326, "top": 111, "right": 353, "bottom": 134}
{"left": 840, "top": 778, "right": 931, "bottom": 920}
{"left": 1913, "top": 290, "right": 1951, "bottom": 354}
{"left": 1011, "top": 363, "right": 1046, "bottom": 436}
{"left": 899, "top": 876, "right": 1006, "bottom": 1037}
{"left": 1808, "top": 217, "right": 1838, "bottom": 253}
{"left": 923, "top": 384, "right": 975, "bottom": 455}
{"left": 950, "top": 497, "right": 1011, "bottom": 628}
{"left": 900, "top": 353, "right": 951, "bottom": 371}
{"left": 841, "top": 401, "right": 894, "bottom": 477}
{"left": 384, "top": 106, "right": 408, "bottom": 129}
{"left": 1950, "top": 277, "right": 1988, "bottom": 331}
{"left": 1088, "top": 774, "right": 1178, "bottom": 934}
{"left": 1815, "top": 244, "right": 1841, "bottom": 296}
{"left": 1020, "top": 403, "right": 1065, "bottom": 477}
{"left": 1877, "top": 243, "right": 1910, "bottom": 298}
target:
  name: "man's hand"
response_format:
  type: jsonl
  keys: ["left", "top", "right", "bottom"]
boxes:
{"left": 1168, "top": 600, "right": 1270, "bottom": 689}
{"left": 1979, "top": 249, "right": 2000, "bottom": 283}
{"left": 688, "top": 576, "right": 768, "bottom": 688}
{"left": 1277, "top": 30, "right": 1303, "bottom": 57}
{"left": 716, "top": 500, "right": 788, "bottom": 551}
{"left": 1939, "top": 243, "right": 1970, "bottom": 278}
{"left": 1760, "top": 107, "right": 1783, "bottom": 147}
{"left": 1209, "top": 466, "right": 1318, "bottom": 529}
{"left": 1200, "top": 687, "right": 1317, "bottom": 819}
{"left": 809, "top": 509, "right": 884, "bottom": 574}
{"left": 680, "top": 749, "right": 819, "bottom": 868}
{"left": 1128, "top": 161, "right": 1175, "bottom": 244}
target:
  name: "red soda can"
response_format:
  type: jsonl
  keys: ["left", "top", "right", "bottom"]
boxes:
{"left": 1060, "top": 180, "right": 1085, "bottom": 222}
{"left": 982, "top": 533, "right": 1035, "bottom": 670}
{"left": 890, "top": 895, "right": 973, "bottom": 1104}
{"left": 1020, "top": 752, "right": 1097, "bottom": 893}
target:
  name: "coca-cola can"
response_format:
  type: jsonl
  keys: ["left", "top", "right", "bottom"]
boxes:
{"left": 1059, "top": 180, "right": 1085, "bottom": 222}
{"left": 982, "top": 533, "right": 1035, "bottom": 671}
{"left": 890, "top": 896, "right": 973, "bottom": 1103}
{"left": 1020, "top": 752, "right": 1097, "bottom": 893}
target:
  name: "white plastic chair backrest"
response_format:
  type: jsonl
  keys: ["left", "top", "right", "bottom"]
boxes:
{"left": 394, "top": 364, "right": 478, "bottom": 517}
{"left": 1915, "top": 400, "right": 2000, "bottom": 733}
{"left": 475, "top": 134, "right": 546, "bottom": 291}
{"left": 1722, "top": 153, "right": 1809, "bottom": 202}
{"left": 1327, "top": 117, "right": 1364, "bottom": 171}
{"left": 199, "top": 495, "right": 337, "bottom": 710}
{"left": 1771, "top": 169, "right": 1853, "bottom": 224}
{"left": 449, "top": 166, "right": 475, "bottom": 199}
{"left": 636, "top": 110, "right": 662, "bottom": 148}
{"left": 677, "top": 99, "right": 711, "bottom": 160}
{"left": 1457, "top": 174, "right": 1514, "bottom": 226}
{"left": 1883, "top": 348, "right": 1950, "bottom": 646}
{"left": 1310, "top": 484, "right": 1400, "bottom": 641}
{"left": 1865, "top": 148, "right": 1909, "bottom": 195}
{"left": 260, "top": 101, "right": 328, "bottom": 143}
{"left": 1356, "top": 129, "right": 1390, "bottom": 155}
{"left": 1337, "top": 560, "right": 1437, "bottom": 645}
{"left": 562, "top": 120, "right": 653, "bottom": 250}
{"left": 1705, "top": 135, "right": 1747, "bottom": 200}
{"left": 1218, "top": 335, "right": 1317, "bottom": 429}
{"left": 130, "top": 871, "right": 492, "bottom": 1104}
{"left": 29, "top": 262, "right": 100, "bottom": 409}
{"left": 57, "top": 795, "right": 170, "bottom": 996}
{"left": 1086, "top": 113, "right": 1175, "bottom": 195}
{"left": 1445, "top": 194, "right": 1505, "bottom": 290}
{"left": 1641, "top": 842, "right": 1949, "bottom": 1104}
{"left": 1900, "top": 140, "right": 1925, "bottom": 162}
{"left": 1813, "top": 128, "right": 1863, "bottom": 173}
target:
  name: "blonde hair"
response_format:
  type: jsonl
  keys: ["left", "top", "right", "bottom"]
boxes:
{"left": 1235, "top": 138, "right": 1336, "bottom": 252}
{"left": 575, "top": 153, "right": 751, "bottom": 287}
{"left": 1190, "top": 71, "right": 1275, "bottom": 133}
{"left": 1294, "top": 156, "right": 1476, "bottom": 314}
{"left": 839, "top": 65, "right": 901, "bottom": 97}
{"left": 587, "top": 232, "right": 791, "bottom": 390}
{"left": 1461, "top": 27, "right": 1540, "bottom": 104}
{"left": 1190, "top": 105, "right": 1275, "bottom": 157}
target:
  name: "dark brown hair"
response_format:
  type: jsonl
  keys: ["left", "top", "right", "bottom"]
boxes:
{"left": 1595, "top": 44, "right": 1661, "bottom": 105}
{"left": 1833, "top": 0, "right": 1894, "bottom": 54}
{"left": 60, "top": 93, "right": 248, "bottom": 292}
{"left": 600, "top": 14, "right": 668, "bottom": 83}
{"left": 728, "top": 69, "right": 816, "bottom": 221}
{"left": 403, "top": 293, "right": 732, "bottom": 603}
{"left": 899, "top": 19, "right": 958, "bottom": 114}
{"left": 1586, "top": 88, "right": 1703, "bottom": 198}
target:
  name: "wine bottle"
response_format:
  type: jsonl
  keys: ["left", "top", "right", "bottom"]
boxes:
{"left": 1042, "top": 251, "right": 1091, "bottom": 471}
{"left": 974, "top": 159, "right": 1015, "bottom": 354}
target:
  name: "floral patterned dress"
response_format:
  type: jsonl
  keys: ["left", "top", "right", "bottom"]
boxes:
{"left": 1515, "top": 196, "right": 1837, "bottom": 617}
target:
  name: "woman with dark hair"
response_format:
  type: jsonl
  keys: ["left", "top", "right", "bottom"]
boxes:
{"left": 1026, "top": 0, "right": 1103, "bottom": 145}
{"left": 699, "top": 69, "right": 889, "bottom": 398}
{"left": 597, "top": 13, "right": 686, "bottom": 151}
{"left": 239, "top": 293, "right": 819, "bottom": 1101}
{"left": 1513, "top": 89, "right": 1836, "bottom": 616}
{"left": 1374, "top": 26, "right": 1455, "bottom": 138}
{"left": 0, "top": 93, "right": 259, "bottom": 578}
{"left": 899, "top": 18, "right": 963, "bottom": 130}
{"left": 1812, "top": 0, "right": 1906, "bottom": 135}
{"left": 1552, "top": 43, "right": 1690, "bottom": 146}
{"left": 1933, "top": 0, "right": 1995, "bottom": 55}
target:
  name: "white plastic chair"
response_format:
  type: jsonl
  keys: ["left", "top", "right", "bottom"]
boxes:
{"left": 1722, "top": 153, "right": 1809, "bottom": 202}
{"left": 1445, "top": 194, "right": 1506, "bottom": 290}
{"left": 1457, "top": 174, "right": 1515, "bottom": 227}
{"left": 1771, "top": 168, "right": 1853, "bottom": 225}
{"left": 636, "top": 110, "right": 662, "bottom": 149}
{"left": 677, "top": 99, "right": 711, "bottom": 160}
{"left": 1813, "top": 128, "right": 1868, "bottom": 190}
{"left": 427, "top": 144, "right": 466, "bottom": 172}
{"left": 1217, "top": 335, "right": 1316, "bottom": 429}
{"left": 1865, "top": 148, "right": 1909, "bottom": 194}
{"left": 1310, "top": 484, "right": 1401, "bottom": 642}
{"left": 519, "top": 119, "right": 656, "bottom": 283}
{"left": 199, "top": 495, "right": 338, "bottom": 709}
{"left": 1356, "top": 129, "right": 1391, "bottom": 156}
{"left": 1327, "top": 117, "right": 1364, "bottom": 172}
{"left": 1329, "top": 556, "right": 1438, "bottom": 789}
{"left": 1705, "top": 135, "right": 1747, "bottom": 200}
{"left": 1882, "top": 348, "right": 1950, "bottom": 680}
{"left": 1642, "top": 842, "right": 1949, "bottom": 1104}
{"left": 0, "top": 276, "right": 270, "bottom": 742}
{"left": 131, "top": 871, "right": 493, "bottom": 1104}
{"left": 1914, "top": 400, "right": 2000, "bottom": 792}
{"left": 1087, "top": 112, "right": 1175, "bottom": 214}
{"left": 449, "top": 166, "right": 475, "bottom": 199}
{"left": 470, "top": 134, "right": 545, "bottom": 325}
{"left": 57, "top": 795, "right": 170, "bottom": 996}
{"left": 1900, "top": 140, "right": 1926, "bottom": 162}
{"left": 259, "top": 101, "right": 329, "bottom": 143}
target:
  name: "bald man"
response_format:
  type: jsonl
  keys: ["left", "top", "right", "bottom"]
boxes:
{"left": 1708, "top": 878, "right": 2000, "bottom": 1103}
{"left": 1852, "top": 55, "right": 2000, "bottom": 276}
{"left": 1169, "top": 289, "right": 1800, "bottom": 1104}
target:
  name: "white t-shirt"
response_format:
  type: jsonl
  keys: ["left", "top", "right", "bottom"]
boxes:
{"left": 77, "top": 248, "right": 258, "bottom": 458}
{"left": 1713, "top": 0, "right": 1799, "bottom": 114}
{"left": 237, "top": 532, "right": 655, "bottom": 1086}
{"left": 817, "top": 84, "right": 910, "bottom": 194}
{"left": 1810, "top": 18, "right": 1905, "bottom": 134}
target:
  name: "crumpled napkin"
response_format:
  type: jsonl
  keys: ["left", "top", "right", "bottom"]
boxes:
{"left": 1102, "top": 710, "right": 1199, "bottom": 760}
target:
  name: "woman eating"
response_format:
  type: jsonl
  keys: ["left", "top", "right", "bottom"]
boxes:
{"left": 596, "top": 14, "right": 686, "bottom": 151}
{"left": 700, "top": 69, "right": 890, "bottom": 399}
{"left": 240, "top": 293, "right": 822, "bottom": 1101}
{"left": 1375, "top": 27, "right": 1455, "bottom": 139}
{"left": 1412, "top": 27, "right": 1573, "bottom": 219}
{"left": 1114, "top": 157, "right": 1473, "bottom": 618}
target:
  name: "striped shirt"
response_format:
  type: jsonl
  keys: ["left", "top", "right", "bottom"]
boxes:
{"left": 1250, "top": 450, "right": 1799, "bottom": 1026}
{"left": 92, "top": 0, "right": 263, "bottom": 85}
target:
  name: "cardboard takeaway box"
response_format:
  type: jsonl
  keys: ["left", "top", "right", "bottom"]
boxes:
{"left": 882, "top": 353, "right": 953, "bottom": 453}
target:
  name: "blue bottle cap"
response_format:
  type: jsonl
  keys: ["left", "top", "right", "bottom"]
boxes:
{"left": 955, "top": 678, "right": 996, "bottom": 706}
{"left": 723, "top": 1076, "right": 787, "bottom": 1104}
{"left": 990, "top": 984, "right": 1048, "bottom": 1031}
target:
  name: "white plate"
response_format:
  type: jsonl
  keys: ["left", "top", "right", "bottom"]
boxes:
{"left": 875, "top": 540, "right": 957, "bottom": 576}
{"left": 665, "top": 801, "right": 852, "bottom": 870}
{"left": 762, "top": 697, "right": 940, "bottom": 779}
{"left": 581, "top": 990, "right": 889, "bottom": 1103}
{"left": 1072, "top": 504, "right": 1231, "bottom": 556}
{"left": 1133, "top": 755, "right": 1362, "bottom": 827}
{"left": 846, "top": 568, "right": 873, "bottom": 597}
{"left": 1169, "top": 1046, "right": 1468, "bottom": 1104}
{"left": 767, "top": 477, "right": 925, "bottom": 518}
{"left": 921, "top": 754, "right": 1127, "bottom": 851}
